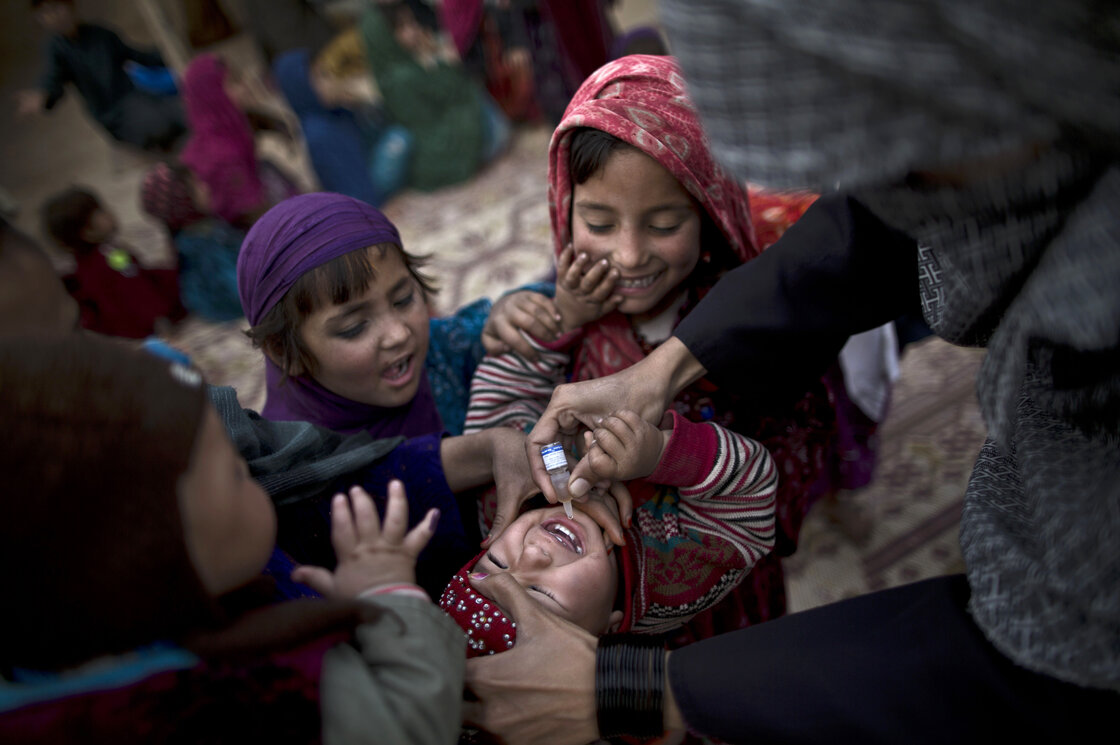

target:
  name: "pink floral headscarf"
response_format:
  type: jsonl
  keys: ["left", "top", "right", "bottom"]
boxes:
{"left": 548, "top": 54, "right": 758, "bottom": 266}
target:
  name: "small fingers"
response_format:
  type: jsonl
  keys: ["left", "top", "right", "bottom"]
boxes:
{"left": 329, "top": 492, "right": 357, "bottom": 554}
{"left": 379, "top": 480, "right": 409, "bottom": 542}
{"left": 290, "top": 565, "right": 335, "bottom": 596}
{"left": 576, "top": 497, "right": 626, "bottom": 547}
{"left": 591, "top": 418, "right": 628, "bottom": 458}
{"left": 556, "top": 243, "right": 575, "bottom": 276}
{"left": 402, "top": 507, "right": 440, "bottom": 555}
{"left": 560, "top": 251, "right": 591, "bottom": 291}
{"left": 608, "top": 480, "right": 634, "bottom": 529}
{"left": 349, "top": 485, "right": 381, "bottom": 538}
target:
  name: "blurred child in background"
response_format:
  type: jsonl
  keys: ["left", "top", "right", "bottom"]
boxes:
{"left": 140, "top": 161, "right": 245, "bottom": 322}
{"left": 42, "top": 185, "right": 186, "bottom": 338}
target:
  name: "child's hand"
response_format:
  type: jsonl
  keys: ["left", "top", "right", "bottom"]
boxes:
{"left": 554, "top": 244, "right": 622, "bottom": 331}
{"left": 580, "top": 410, "right": 669, "bottom": 483}
{"left": 483, "top": 428, "right": 541, "bottom": 546}
{"left": 291, "top": 482, "right": 438, "bottom": 598}
{"left": 482, "top": 290, "right": 562, "bottom": 361}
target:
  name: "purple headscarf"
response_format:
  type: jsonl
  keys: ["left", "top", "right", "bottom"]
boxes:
{"left": 237, "top": 192, "right": 443, "bottom": 438}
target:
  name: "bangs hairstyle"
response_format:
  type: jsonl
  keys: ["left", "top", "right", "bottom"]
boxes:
{"left": 244, "top": 242, "right": 437, "bottom": 381}
{"left": 566, "top": 127, "right": 738, "bottom": 280}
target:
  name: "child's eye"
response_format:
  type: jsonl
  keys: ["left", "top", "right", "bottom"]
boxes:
{"left": 649, "top": 223, "right": 682, "bottom": 235}
{"left": 393, "top": 291, "right": 415, "bottom": 310}
{"left": 584, "top": 222, "right": 613, "bottom": 235}
{"left": 486, "top": 552, "right": 507, "bottom": 570}
{"left": 335, "top": 321, "right": 366, "bottom": 340}
{"left": 528, "top": 584, "right": 556, "bottom": 601}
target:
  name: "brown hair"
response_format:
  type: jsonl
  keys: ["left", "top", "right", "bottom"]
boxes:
{"left": 41, "top": 186, "right": 101, "bottom": 254}
{"left": 244, "top": 242, "right": 437, "bottom": 380}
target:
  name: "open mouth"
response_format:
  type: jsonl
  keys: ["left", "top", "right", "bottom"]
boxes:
{"left": 615, "top": 270, "right": 663, "bottom": 291}
{"left": 382, "top": 354, "right": 413, "bottom": 383}
{"left": 541, "top": 518, "right": 584, "bottom": 555}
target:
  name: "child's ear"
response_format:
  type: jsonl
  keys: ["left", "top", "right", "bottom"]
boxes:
{"left": 263, "top": 342, "right": 305, "bottom": 378}
{"left": 606, "top": 609, "right": 625, "bottom": 634}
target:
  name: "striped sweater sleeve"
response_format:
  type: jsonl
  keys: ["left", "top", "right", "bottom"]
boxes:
{"left": 648, "top": 410, "right": 778, "bottom": 570}
{"left": 462, "top": 334, "right": 570, "bottom": 434}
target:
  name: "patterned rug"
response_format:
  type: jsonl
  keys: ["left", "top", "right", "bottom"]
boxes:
{"left": 787, "top": 338, "right": 986, "bottom": 612}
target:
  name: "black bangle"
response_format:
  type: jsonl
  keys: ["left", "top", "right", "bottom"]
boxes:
{"left": 595, "top": 633, "right": 666, "bottom": 741}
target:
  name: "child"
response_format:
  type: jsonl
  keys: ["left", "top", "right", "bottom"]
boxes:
{"left": 0, "top": 334, "right": 463, "bottom": 744}
{"left": 360, "top": 1, "right": 509, "bottom": 191}
{"left": 465, "top": 55, "right": 840, "bottom": 645}
{"left": 15, "top": 0, "right": 186, "bottom": 153}
{"left": 42, "top": 185, "right": 187, "bottom": 338}
{"left": 271, "top": 45, "right": 414, "bottom": 208}
{"left": 441, "top": 408, "right": 777, "bottom": 652}
{"left": 140, "top": 160, "right": 245, "bottom": 322}
{"left": 179, "top": 53, "right": 302, "bottom": 229}
{"left": 238, "top": 191, "right": 557, "bottom": 439}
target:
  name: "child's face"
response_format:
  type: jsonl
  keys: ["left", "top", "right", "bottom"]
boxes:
{"left": 474, "top": 506, "right": 623, "bottom": 635}
{"left": 297, "top": 245, "right": 431, "bottom": 409}
{"left": 571, "top": 148, "right": 702, "bottom": 323}
{"left": 177, "top": 405, "right": 277, "bottom": 596}
{"left": 81, "top": 208, "right": 117, "bottom": 245}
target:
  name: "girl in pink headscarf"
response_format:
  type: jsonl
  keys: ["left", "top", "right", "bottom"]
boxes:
{"left": 180, "top": 53, "right": 300, "bottom": 229}
{"left": 466, "top": 55, "right": 838, "bottom": 645}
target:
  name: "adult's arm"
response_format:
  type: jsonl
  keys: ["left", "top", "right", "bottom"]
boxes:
{"left": 674, "top": 192, "right": 920, "bottom": 400}
{"left": 465, "top": 573, "right": 1114, "bottom": 745}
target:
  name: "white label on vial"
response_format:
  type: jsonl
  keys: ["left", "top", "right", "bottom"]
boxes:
{"left": 541, "top": 442, "right": 567, "bottom": 473}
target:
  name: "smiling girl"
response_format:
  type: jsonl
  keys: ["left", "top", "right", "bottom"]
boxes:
{"left": 466, "top": 55, "right": 839, "bottom": 645}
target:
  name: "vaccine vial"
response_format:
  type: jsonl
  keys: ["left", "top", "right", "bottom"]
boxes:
{"left": 540, "top": 442, "right": 574, "bottom": 519}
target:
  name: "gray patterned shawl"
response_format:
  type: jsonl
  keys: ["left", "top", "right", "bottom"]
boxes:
{"left": 659, "top": 0, "right": 1120, "bottom": 690}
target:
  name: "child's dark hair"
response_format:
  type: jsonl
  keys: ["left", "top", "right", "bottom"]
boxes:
{"left": 566, "top": 127, "right": 738, "bottom": 279}
{"left": 42, "top": 186, "right": 100, "bottom": 254}
{"left": 245, "top": 243, "right": 437, "bottom": 381}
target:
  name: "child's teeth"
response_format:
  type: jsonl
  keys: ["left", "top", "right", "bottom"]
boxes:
{"left": 618, "top": 274, "right": 656, "bottom": 288}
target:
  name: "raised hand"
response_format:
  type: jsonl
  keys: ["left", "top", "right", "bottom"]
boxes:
{"left": 291, "top": 481, "right": 438, "bottom": 598}
{"left": 481, "top": 290, "right": 563, "bottom": 361}
{"left": 553, "top": 244, "right": 623, "bottom": 331}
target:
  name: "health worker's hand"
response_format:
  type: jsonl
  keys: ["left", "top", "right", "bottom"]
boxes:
{"left": 463, "top": 572, "right": 601, "bottom": 745}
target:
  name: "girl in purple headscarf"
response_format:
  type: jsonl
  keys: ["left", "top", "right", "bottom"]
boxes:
{"left": 238, "top": 192, "right": 557, "bottom": 440}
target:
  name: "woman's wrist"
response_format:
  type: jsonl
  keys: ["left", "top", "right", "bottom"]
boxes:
{"left": 595, "top": 634, "right": 670, "bottom": 740}
{"left": 658, "top": 336, "right": 707, "bottom": 400}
